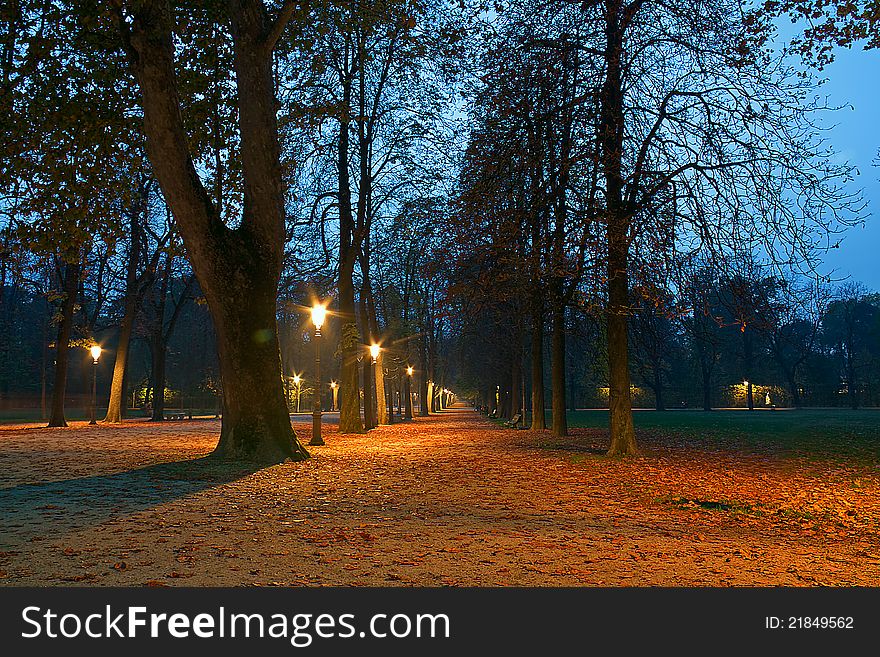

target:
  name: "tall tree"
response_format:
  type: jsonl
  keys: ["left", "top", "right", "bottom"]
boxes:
{"left": 117, "top": 0, "right": 309, "bottom": 461}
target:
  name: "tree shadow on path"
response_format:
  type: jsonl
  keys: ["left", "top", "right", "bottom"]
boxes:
{"left": 0, "top": 457, "right": 259, "bottom": 547}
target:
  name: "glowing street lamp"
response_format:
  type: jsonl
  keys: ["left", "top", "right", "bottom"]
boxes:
{"left": 89, "top": 345, "right": 101, "bottom": 425}
{"left": 293, "top": 373, "right": 302, "bottom": 413}
{"left": 310, "top": 301, "right": 327, "bottom": 446}
{"left": 330, "top": 381, "right": 338, "bottom": 411}
{"left": 369, "top": 343, "right": 381, "bottom": 364}
{"left": 404, "top": 365, "right": 414, "bottom": 420}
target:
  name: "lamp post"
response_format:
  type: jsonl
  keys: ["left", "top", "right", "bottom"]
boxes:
{"left": 293, "top": 374, "right": 301, "bottom": 413}
{"left": 330, "top": 381, "right": 338, "bottom": 411}
{"left": 310, "top": 302, "right": 327, "bottom": 446}
{"left": 386, "top": 363, "right": 394, "bottom": 425}
{"left": 89, "top": 345, "right": 101, "bottom": 425}
{"left": 404, "top": 365, "right": 413, "bottom": 420}
{"left": 364, "top": 342, "right": 384, "bottom": 429}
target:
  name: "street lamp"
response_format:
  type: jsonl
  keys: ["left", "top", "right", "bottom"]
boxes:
{"left": 310, "top": 302, "right": 327, "bottom": 446}
{"left": 89, "top": 345, "right": 101, "bottom": 425}
{"left": 366, "top": 344, "right": 382, "bottom": 429}
{"left": 293, "top": 373, "right": 302, "bottom": 413}
{"left": 404, "top": 365, "right": 414, "bottom": 420}
{"left": 330, "top": 381, "right": 338, "bottom": 411}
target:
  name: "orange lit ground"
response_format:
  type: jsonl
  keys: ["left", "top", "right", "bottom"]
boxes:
{"left": 1, "top": 406, "right": 878, "bottom": 586}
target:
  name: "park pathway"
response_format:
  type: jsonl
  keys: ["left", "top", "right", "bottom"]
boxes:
{"left": 1, "top": 405, "right": 878, "bottom": 586}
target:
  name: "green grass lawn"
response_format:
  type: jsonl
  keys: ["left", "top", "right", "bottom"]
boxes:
{"left": 520, "top": 408, "right": 880, "bottom": 460}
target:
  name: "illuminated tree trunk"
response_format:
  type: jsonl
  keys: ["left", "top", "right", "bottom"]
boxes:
{"left": 104, "top": 292, "right": 137, "bottom": 422}
{"left": 104, "top": 188, "right": 147, "bottom": 423}
{"left": 375, "top": 352, "right": 388, "bottom": 424}
{"left": 363, "top": 270, "right": 387, "bottom": 426}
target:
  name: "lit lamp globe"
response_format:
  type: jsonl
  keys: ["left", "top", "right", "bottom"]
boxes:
{"left": 309, "top": 302, "right": 328, "bottom": 446}
{"left": 369, "top": 343, "right": 381, "bottom": 364}
{"left": 90, "top": 345, "right": 102, "bottom": 363}
{"left": 310, "top": 303, "right": 327, "bottom": 332}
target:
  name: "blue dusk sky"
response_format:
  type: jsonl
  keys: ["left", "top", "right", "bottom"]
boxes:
{"left": 787, "top": 41, "right": 880, "bottom": 288}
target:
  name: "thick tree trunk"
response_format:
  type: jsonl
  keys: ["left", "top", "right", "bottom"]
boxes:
{"left": 107, "top": 198, "right": 145, "bottom": 423}
{"left": 210, "top": 278, "right": 308, "bottom": 461}
{"left": 367, "top": 298, "right": 387, "bottom": 425}
{"left": 126, "top": 0, "right": 308, "bottom": 461}
{"left": 530, "top": 299, "right": 546, "bottom": 430}
{"left": 48, "top": 261, "right": 80, "bottom": 428}
{"left": 374, "top": 356, "right": 388, "bottom": 424}
{"left": 338, "top": 276, "right": 364, "bottom": 433}
{"left": 602, "top": 0, "right": 636, "bottom": 456}
{"left": 550, "top": 301, "right": 568, "bottom": 437}
{"left": 606, "top": 264, "right": 636, "bottom": 454}
{"left": 104, "top": 296, "right": 137, "bottom": 422}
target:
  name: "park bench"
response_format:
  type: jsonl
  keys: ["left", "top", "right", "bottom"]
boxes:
{"left": 165, "top": 411, "right": 189, "bottom": 421}
{"left": 504, "top": 412, "right": 523, "bottom": 429}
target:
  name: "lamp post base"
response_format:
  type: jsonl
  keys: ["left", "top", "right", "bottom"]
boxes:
{"left": 310, "top": 412, "right": 324, "bottom": 446}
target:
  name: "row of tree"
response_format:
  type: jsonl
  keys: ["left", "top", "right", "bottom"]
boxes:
{"left": 0, "top": 0, "right": 467, "bottom": 461}
{"left": 440, "top": 0, "right": 872, "bottom": 453}
{"left": 454, "top": 273, "right": 880, "bottom": 414}
{"left": 0, "top": 0, "right": 876, "bottom": 460}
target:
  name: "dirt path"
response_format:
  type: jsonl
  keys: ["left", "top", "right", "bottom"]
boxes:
{"left": 1, "top": 406, "right": 878, "bottom": 586}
